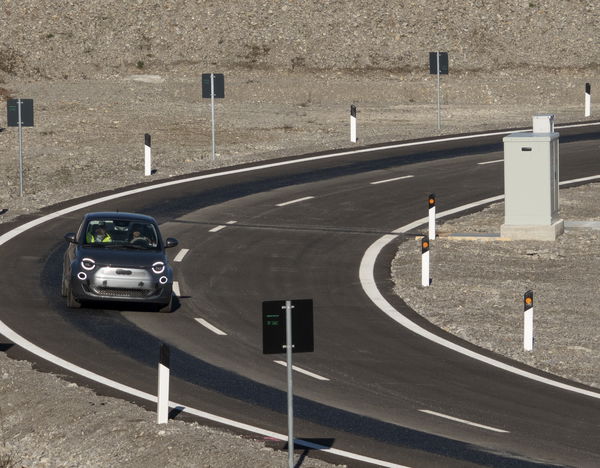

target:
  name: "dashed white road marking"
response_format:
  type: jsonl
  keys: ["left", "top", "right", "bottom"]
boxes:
{"left": 209, "top": 225, "right": 227, "bottom": 233}
{"left": 226, "top": 220, "right": 238, "bottom": 225}
{"left": 419, "top": 409, "right": 509, "bottom": 433}
{"left": 173, "top": 248, "right": 189, "bottom": 262}
{"left": 172, "top": 281, "right": 181, "bottom": 297}
{"left": 477, "top": 159, "right": 503, "bottom": 165}
{"left": 273, "top": 360, "right": 330, "bottom": 381}
{"left": 194, "top": 318, "right": 228, "bottom": 336}
{"left": 276, "top": 196, "right": 315, "bottom": 207}
{"left": 370, "top": 175, "right": 414, "bottom": 185}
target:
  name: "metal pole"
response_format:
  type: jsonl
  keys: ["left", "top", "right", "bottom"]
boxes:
{"left": 436, "top": 52, "right": 441, "bottom": 130}
{"left": 285, "top": 300, "right": 294, "bottom": 468}
{"left": 18, "top": 99, "right": 23, "bottom": 197}
{"left": 210, "top": 73, "right": 216, "bottom": 160}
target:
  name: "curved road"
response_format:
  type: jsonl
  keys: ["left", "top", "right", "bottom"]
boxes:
{"left": 1, "top": 125, "right": 600, "bottom": 467}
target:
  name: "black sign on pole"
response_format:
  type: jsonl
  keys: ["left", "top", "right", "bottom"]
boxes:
{"left": 201, "top": 73, "right": 225, "bottom": 98}
{"left": 429, "top": 52, "right": 449, "bottom": 75}
{"left": 262, "top": 299, "right": 314, "bottom": 354}
{"left": 7, "top": 99, "right": 34, "bottom": 127}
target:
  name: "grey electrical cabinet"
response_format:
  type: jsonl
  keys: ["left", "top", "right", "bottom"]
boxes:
{"left": 501, "top": 127, "right": 564, "bottom": 240}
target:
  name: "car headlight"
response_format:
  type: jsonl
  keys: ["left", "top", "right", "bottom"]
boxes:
{"left": 81, "top": 258, "right": 96, "bottom": 271}
{"left": 152, "top": 261, "right": 165, "bottom": 274}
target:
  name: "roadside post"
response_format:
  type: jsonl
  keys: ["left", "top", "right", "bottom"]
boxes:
{"left": 428, "top": 194, "right": 436, "bottom": 239}
{"left": 201, "top": 73, "right": 225, "bottom": 160}
{"left": 144, "top": 133, "right": 152, "bottom": 176}
{"left": 350, "top": 104, "right": 357, "bottom": 143}
{"left": 157, "top": 343, "right": 170, "bottom": 424}
{"left": 7, "top": 98, "right": 34, "bottom": 196}
{"left": 523, "top": 291, "right": 534, "bottom": 351}
{"left": 262, "top": 299, "right": 314, "bottom": 468}
{"left": 585, "top": 83, "right": 591, "bottom": 117}
{"left": 429, "top": 52, "right": 448, "bottom": 130}
{"left": 421, "top": 236, "right": 430, "bottom": 287}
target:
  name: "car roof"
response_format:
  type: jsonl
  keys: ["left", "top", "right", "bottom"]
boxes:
{"left": 83, "top": 212, "right": 157, "bottom": 224}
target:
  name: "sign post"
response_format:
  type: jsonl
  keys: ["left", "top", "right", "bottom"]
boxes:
{"left": 429, "top": 52, "right": 448, "bottom": 130}
{"left": 7, "top": 98, "right": 34, "bottom": 196}
{"left": 262, "top": 299, "right": 314, "bottom": 468}
{"left": 201, "top": 73, "right": 224, "bottom": 160}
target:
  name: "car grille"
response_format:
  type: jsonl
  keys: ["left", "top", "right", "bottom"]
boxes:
{"left": 92, "top": 287, "right": 153, "bottom": 298}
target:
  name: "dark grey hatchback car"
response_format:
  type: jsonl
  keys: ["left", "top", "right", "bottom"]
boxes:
{"left": 62, "top": 212, "right": 178, "bottom": 311}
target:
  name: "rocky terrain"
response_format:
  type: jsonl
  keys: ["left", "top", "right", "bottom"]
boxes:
{"left": 0, "top": 2, "right": 599, "bottom": 467}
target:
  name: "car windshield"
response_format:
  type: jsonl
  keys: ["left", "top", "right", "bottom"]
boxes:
{"left": 83, "top": 218, "right": 159, "bottom": 250}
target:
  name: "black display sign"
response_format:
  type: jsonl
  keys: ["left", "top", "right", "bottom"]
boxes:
{"left": 262, "top": 299, "right": 314, "bottom": 354}
{"left": 429, "top": 52, "right": 449, "bottom": 75}
{"left": 201, "top": 73, "right": 225, "bottom": 98}
{"left": 7, "top": 99, "right": 34, "bottom": 127}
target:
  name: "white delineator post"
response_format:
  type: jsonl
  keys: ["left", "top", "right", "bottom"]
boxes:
{"left": 284, "top": 300, "right": 295, "bottom": 468}
{"left": 523, "top": 291, "right": 534, "bottom": 351}
{"left": 157, "top": 343, "right": 170, "bottom": 424}
{"left": 428, "top": 193, "right": 436, "bottom": 239}
{"left": 350, "top": 104, "right": 357, "bottom": 143}
{"left": 421, "top": 236, "right": 430, "bottom": 287}
{"left": 585, "top": 83, "right": 591, "bottom": 117}
{"left": 144, "top": 133, "right": 152, "bottom": 176}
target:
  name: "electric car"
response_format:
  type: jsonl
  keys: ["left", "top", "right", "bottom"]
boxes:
{"left": 62, "top": 212, "right": 178, "bottom": 311}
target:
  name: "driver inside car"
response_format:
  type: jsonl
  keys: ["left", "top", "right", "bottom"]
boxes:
{"left": 86, "top": 224, "right": 112, "bottom": 243}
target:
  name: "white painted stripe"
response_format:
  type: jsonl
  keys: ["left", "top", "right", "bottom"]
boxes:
{"left": 173, "top": 248, "right": 189, "bottom": 262}
{"left": 194, "top": 318, "right": 227, "bottom": 336}
{"left": 209, "top": 225, "right": 226, "bottom": 233}
{"left": 226, "top": 220, "right": 237, "bottom": 225}
{"left": 359, "top": 175, "right": 600, "bottom": 400}
{"left": 276, "top": 196, "right": 315, "bottom": 207}
{"left": 370, "top": 175, "right": 414, "bottom": 185}
{"left": 172, "top": 281, "right": 180, "bottom": 297}
{"left": 477, "top": 159, "right": 503, "bottom": 165}
{"left": 559, "top": 175, "right": 600, "bottom": 185}
{"left": 419, "top": 409, "right": 509, "bottom": 433}
{"left": 274, "top": 360, "right": 330, "bottom": 381}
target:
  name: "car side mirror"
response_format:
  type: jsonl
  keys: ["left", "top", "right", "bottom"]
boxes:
{"left": 165, "top": 237, "right": 178, "bottom": 249}
{"left": 64, "top": 232, "right": 77, "bottom": 243}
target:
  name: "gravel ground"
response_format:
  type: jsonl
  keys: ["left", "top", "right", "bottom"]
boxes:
{"left": 392, "top": 183, "right": 600, "bottom": 389}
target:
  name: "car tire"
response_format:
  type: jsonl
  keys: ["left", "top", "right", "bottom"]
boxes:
{"left": 66, "top": 284, "right": 81, "bottom": 309}
{"left": 158, "top": 293, "right": 174, "bottom": 313}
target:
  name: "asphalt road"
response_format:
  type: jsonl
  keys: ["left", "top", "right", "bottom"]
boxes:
{"left": 1, "top": 125, "right": 600, "bottom": 467}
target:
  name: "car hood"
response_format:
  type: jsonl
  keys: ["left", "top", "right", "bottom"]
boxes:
{"left": 77, "top": 246, "right": 166, "bottom": 268}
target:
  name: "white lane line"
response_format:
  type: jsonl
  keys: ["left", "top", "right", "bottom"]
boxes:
{"left": 226, "top": 220, "right": 238, "bottom": 225}
{"left": 477, "top": 159, "right": 503, "bottom": 165}
{"left": 173, "top": 248, "right": 189, "bottom": 262}
{"left": 419, "top": 409, "right": 509, "bottom": 433}
{"left": 209, "top": 225, "right": 226, "bottom": 233}
{"left": 276, "top": 196, "right": 315, "bottom": 207}
{"left": 194, "top": 318, "right": 228, "bottom": 336}
{"left": 359, "top": 175, "right": 600, "bottom": 401}
{"left": 274, "top": 360, "right": 330, "bottom": 381}
{"left": 370, "top": 175, "right": 414, "bottom": 185}
{"left": 172, "top": 281, "right": 181, "bottom": 297}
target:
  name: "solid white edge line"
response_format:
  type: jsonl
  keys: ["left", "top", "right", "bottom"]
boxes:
{"left": 173, "top": 248, "right": 189, "bottom": 262}
{"left": 0, "top": 125, "right": 597, "bottom": 468}
{"left": 276, "top": 196, "right": 315, "bottom": 207}
{"left": 359, "top": 175, "right": 600, "bottom": 400}
{"left": 209, "top": 225, "right": 226, "bottom": 233}
{"left": 419, "top": 410, "right": 509, "bottom": 433}
{"left": 194, "top": 318, "right": 228, "bottom": 336}
{"left": 477, "top": 159, "right": 503, "bottom": 165}
{"left": 273, "top": 360, "right": 330, "bottom": 381}
{"left": 172, "top": 281, "right": 181, "bottom": 297}
{"left": 370, "top": 175, "right": 414, "bottom": 185}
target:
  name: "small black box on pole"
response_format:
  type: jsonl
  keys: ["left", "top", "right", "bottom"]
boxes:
{"left": 201, "top": 73, "right": 225, "bottom": 98}
{"left": 7, "top": 99, "right": 34, "bottom": 127}
{"left": 262, "top": 299, "right": 314, "bottom": 354}
{"left": 429, "top": 52, "right": 449, "bottom": 75}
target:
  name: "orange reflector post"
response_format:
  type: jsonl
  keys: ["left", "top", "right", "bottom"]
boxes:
{"left": 428, "top": 194, "right": 436, "bottom": 209}
{"left": 421, "top": 236, "right": 430, "bottom": 253}
{"left": 524, "top": 290, "right": 533, "bottom": 311}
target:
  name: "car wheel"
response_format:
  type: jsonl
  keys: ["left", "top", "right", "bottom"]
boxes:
{"left": 158, "top": 293, "right": 174, "bottom": 313}
{"left": 66, "top": 284, "right": 81, "bottom": 309}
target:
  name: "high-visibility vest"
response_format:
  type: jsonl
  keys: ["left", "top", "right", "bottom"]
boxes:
{"left": 86, "top": 232, "right": 112, "bottom": 243}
